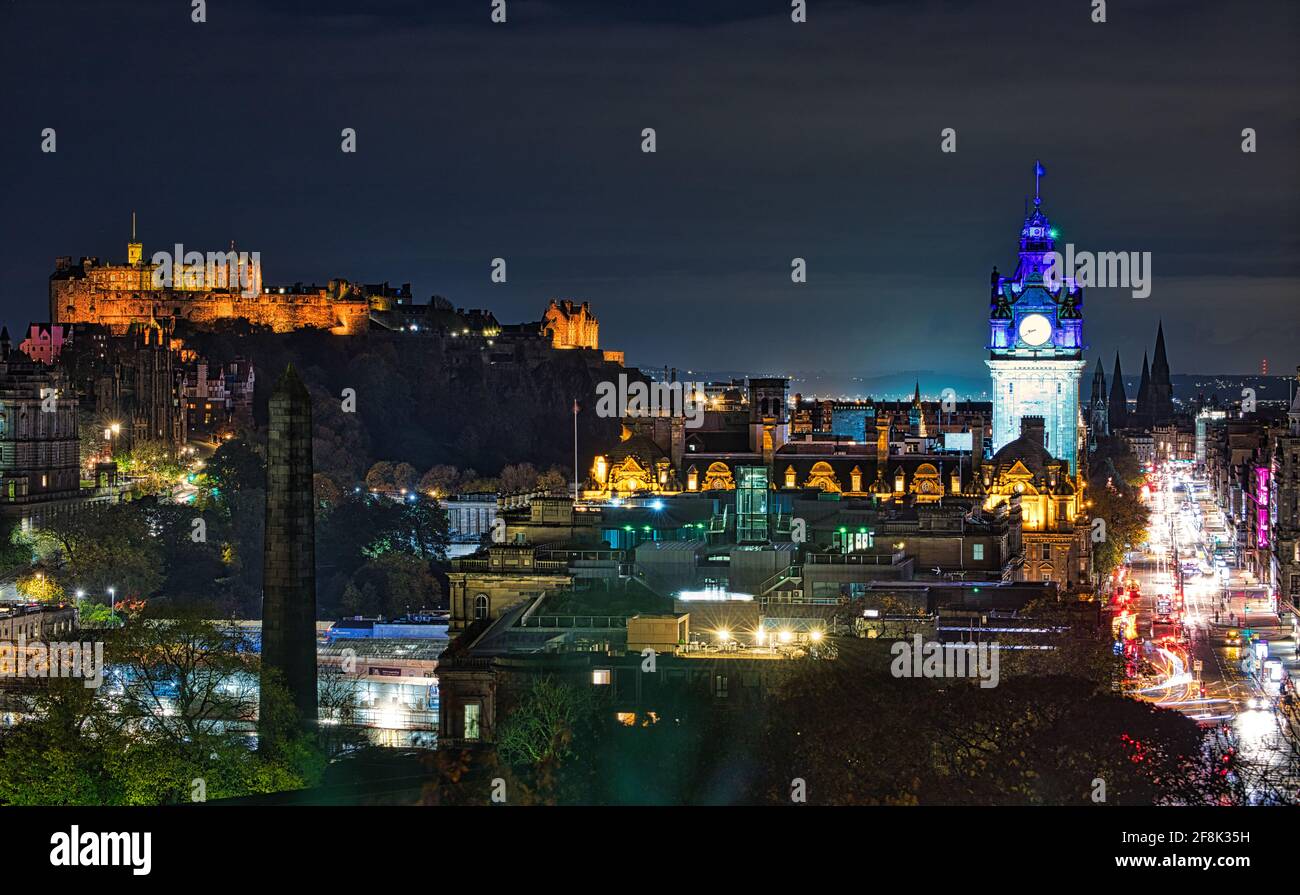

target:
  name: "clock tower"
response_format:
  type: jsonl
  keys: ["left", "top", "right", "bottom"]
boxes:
{"left": 987, "top": 164, "right": 1086, "bottom": 475}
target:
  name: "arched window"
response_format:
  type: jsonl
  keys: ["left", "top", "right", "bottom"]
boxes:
{"left": 474, "top": 594, "right": 490, "bottom": 620}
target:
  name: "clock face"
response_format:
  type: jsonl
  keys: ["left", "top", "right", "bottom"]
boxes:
{"left": 1018, "top": 313, "right": 1052, "bottom": 347}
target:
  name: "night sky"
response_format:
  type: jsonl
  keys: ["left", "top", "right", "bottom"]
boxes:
{"left": 2, "top": 0, "right": 1296, "bottom": 380}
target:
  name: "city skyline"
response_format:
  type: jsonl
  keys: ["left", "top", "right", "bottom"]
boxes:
{"left": 3, "top": 0, "right": 1300, "bottom": 838}
{"left": 2, "top": 0, "right": 1296, "bottom": 377}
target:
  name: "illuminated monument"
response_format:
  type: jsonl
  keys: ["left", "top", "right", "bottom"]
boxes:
{"left": 987, "top": 163, "right": 1086, "bottom": 475}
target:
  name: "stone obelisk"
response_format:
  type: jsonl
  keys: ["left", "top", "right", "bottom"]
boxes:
{"left": 260, "top": 364, "right": 317, "bottom": 745}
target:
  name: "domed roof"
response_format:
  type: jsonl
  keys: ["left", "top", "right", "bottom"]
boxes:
{"left": 991, "top": 432, "right": 1056, "bottom": 478}
{"left": 606, "top": 434, "right": 666, "bottom": 464}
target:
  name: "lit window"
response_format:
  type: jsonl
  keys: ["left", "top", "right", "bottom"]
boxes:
{"left": 973, "top": 543, "right": 985, "bottom": 561}
{"left": 714, "top": 674, "right": 728, "bottom": 698}
{"left": 592, "top": 669, "right": 611, "bottom": 686}
{"left": 474, "top": 594, "right": 489, "bottom": 620}
{"left": 463, "top": 704, "right": 481, "bottom": 741}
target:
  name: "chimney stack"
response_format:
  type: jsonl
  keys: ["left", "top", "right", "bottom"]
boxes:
{"left": 1020, "top": 415, "right": 1046, "bottom": 447}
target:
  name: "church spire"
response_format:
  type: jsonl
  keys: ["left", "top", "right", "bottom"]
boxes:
{"left": 1108, "top": 352, "right": 1127, "bottom": 430}
{"left": 1088, "top": 357, "right": 1109, "bottom": 443}
{"left": 1090, "top": 357, "right": 1106, "bottom": 403}
{"left": 1135, "top": 352, "right": 1152, "bottom": 423}
{"left": 1150, "top": 320, "right": 1173, "bottom": 421}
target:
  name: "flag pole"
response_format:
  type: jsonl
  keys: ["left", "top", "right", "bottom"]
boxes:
{"left": 572, "top": 398, "right": 579, "bottom": 502}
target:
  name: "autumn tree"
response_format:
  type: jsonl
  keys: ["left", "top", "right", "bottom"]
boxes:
{"left": 418, "top": 464, "right": 460, "bottom": 498}
{"left": 365, "top": 461, "right": 397, "bottom": 492}
{"left": 392, "top": 462, "right": 419, "bottom": 493}
{"left": 499, "top": 463, "right": 540, "bottom": 493}
{"left": 34, "top": 501, "right": 164, "bottom": 599}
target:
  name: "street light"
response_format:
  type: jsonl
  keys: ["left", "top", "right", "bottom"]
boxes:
{"left": 108, "top": 587, "right": 116, "bottom": 618}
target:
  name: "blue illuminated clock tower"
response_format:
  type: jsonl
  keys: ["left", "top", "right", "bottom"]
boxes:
{"left": 987, "top": 162, "right": 1086, "bottom": 475}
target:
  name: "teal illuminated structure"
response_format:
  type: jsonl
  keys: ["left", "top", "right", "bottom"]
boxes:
{"left": 986, "top": 162, "right": 1085, "bottom": 475}
{"left": 736, "top": 465, "right": 769, "bottom": 543}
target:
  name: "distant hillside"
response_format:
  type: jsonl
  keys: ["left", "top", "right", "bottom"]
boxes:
{"left": 184, "top": 323, "right": 622, "bottom": 486}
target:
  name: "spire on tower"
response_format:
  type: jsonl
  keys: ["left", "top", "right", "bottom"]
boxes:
{"left": 1150, "top": 320, "right": 1174, "bottom": 422}
{"left": 1135, "top": 352, "right": 1152, "bottom": 424}
{"left": 1088, "top": 357, "right": 1109, "bottom": 442}
{"left": 1090, "top": 357, "right": 1106, "bottom": 402}
{"left": 1108, "top": 352, "right": 1128, "bottom": 430}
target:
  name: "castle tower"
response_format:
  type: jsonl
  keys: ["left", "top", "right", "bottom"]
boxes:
{"left": 542, "top": 299, "right": 599, "bottom": 350}
{"left": 986, "top": 162, "right": 1086, "bottom": 474}
{"left": 260, "top": 364, "right": 318, "bottom": 745}
{"left": 1108, "top": 352, "right": 1127, "bottom": 431}
{"left": 127, "top": 212, "right": 143, "bottom": 266}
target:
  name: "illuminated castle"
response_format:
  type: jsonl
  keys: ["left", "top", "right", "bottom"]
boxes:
{"left": 50, "top": 217, "right": 371, "bottom": 335}
{"left": 543, "top": 300, "right": 599, "bottom": 350}
{"left": 539, "top": 299, "right": 623, "bottom": 363}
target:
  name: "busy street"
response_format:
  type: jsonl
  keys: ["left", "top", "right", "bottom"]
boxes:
{"left": 1111, "top": 462, "right": 1300, "bottom": 799}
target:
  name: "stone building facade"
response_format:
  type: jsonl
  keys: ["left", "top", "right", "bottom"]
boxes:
{"left": 0, "top": 329, "right": 82, "bottom": 520}
{"left": 58, "top": 321, "right": 188, "bottom": 456}
{"left": 542, "top": 300, "right": 599, "bottom": 350}
{"left": 541, "top": 299, "right": 624, "bottom": 364}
